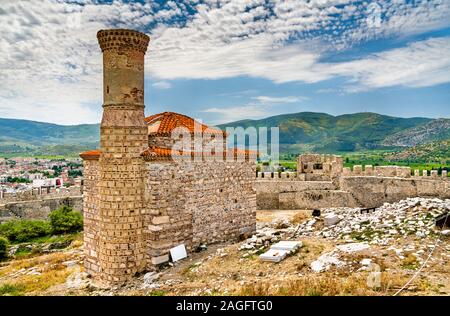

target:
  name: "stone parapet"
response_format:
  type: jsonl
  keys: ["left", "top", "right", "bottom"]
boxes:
{"left": 97, "top": 29, "right": 150, "bottom": 53}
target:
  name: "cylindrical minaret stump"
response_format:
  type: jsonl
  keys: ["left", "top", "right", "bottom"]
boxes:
{"left": 96, "top": 29, "right": 150, "bottom": 284}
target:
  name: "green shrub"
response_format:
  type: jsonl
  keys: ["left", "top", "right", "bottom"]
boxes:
{"left": 0, "top": 283, "right": 25, "bottom": 296}
{"left": 0, "top": 237, "right": 8, "bottom": 259}
{"left": 0, "top": 207, "right": 83, "bottom": 244}
{"left": 49, "top": 206, "right": 83, "bottom": 234}
{"left": 0, "top": 220, "right": 51, "bottom": 242}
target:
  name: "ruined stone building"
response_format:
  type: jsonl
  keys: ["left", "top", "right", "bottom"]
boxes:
{"left": 297, "top": 154, "right": 343, "bottom": 181}
{"left": 80, "top": 29, "right": 256, "bottom": 285}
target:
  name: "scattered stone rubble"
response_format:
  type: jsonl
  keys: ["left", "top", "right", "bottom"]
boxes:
{"left": 142, "top": 271, "right": 161, "bottom": 289}
{"left": 100, "top": 197, "right": 450, "bottom": 292}
{"left": 8, "top": 240, "right": 74, "bottom": 258}
{"left": 239, "top": 198, "right": 449, "bottom": 274}
{"left": 295, "top": 198, "right": 449, "bottom": 245}
{"left": 310, "top": 242, "right": 371, "bottom": 273}
{"left": 259, "top": 241, "right": 302, "bottom": 262}
{"left": 0, "top": 248, "right": 84, "bottom": 283}
{"left": 238, "top": 227, "right": 283, "bottom": 256}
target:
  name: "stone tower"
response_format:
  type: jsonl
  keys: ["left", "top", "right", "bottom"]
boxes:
{"left": 96, "top": 29, "right": 150, "bottom": 284}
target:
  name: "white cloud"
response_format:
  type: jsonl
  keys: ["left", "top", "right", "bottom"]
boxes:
{"left": 252, "top": 95, "right": 307, "bottom": 104}
{"left": 147, "top": 0, "right": 450, "bottom": 88}
{"left": 0, "top": 0, "right": 157, "bottom": 124}
{"left": 152, "top": 81, "right": 172, "bottom": 89}
{"left": 203, "top": 93, "right": 308, "bottom": 123}
{"left": 0, "top": 0, "right": 449, "bottom": 124}
{"left": 203, "top": 105, "right": 271, "bottom": 124}
{"left": 328, "top": 37, "right": 450, "bottom": 91}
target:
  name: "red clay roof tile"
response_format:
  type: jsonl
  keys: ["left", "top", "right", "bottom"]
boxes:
{"left": 79, "top": 149, "right": 101, "bottom": 160}
{"left": 145, "top": 112, "right": 225, "bottom": 135}
{"left": 140, "top": 146, "right": 257, "bottom": 161}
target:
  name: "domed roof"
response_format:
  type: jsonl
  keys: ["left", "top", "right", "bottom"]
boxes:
{"left": 145, "top": 112, "right": 224, "bottom": 135}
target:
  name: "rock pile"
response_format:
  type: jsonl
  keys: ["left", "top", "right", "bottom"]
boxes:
{"left": 310, "top": 242, "right": 371, "bottom": 272}
{"left": 238, "top": 227, "right": 282, "bottom": 252}
{"left": 296, "top": 198, "right": 449, "bottom": 245}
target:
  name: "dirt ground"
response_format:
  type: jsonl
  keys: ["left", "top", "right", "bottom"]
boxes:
{"left": 0, "top": 209, "right": 448, "bottom": 296}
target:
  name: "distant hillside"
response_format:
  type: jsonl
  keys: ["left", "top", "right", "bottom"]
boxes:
{"left": 0, "top": 118, "right": 99, "bottom": 157}
{"left": 219, "top": 112, "right": 431, "bottom": 153}
{"left": 386, "top": 138, "right": 450, "bottom": 163}
{"left": 0, "top": 112, "right": 447, "bottom": 157}
{"left": 0, "top": 118, "right": 99, "bottom": 146}
{"left": 382, "top": 118, "right": 450, "bottom": 147}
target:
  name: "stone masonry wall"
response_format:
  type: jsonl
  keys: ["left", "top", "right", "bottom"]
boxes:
{"left": 144, "top": 162, "right": 192, "bottom": 266}
{"left": 255, "top": 176, "right": 449, "bottom": 210}
{"left": 255, "top": 180, "right": 337, "bottom": 209}
{"left": 339, "top": 176, "right": 450, "bottom": 208}
{"left": 0, "top": 196, "right": 82, "bottom": 223}
{"left": 0, "top": 186, "right": 81, "bottom": 203}
{"left": 82, "top": 159, "right": 100, "bottom": 277}
{"left": 278, "top": 190, "right": 358, "bottom": 209}
{"left": 256, "top": 155, "right": 449, "bottom": 210}
{"left": 148, "top": 134, "right": 226, "bottom": 152}
{"left": 144, "top": 160, "right": 256, "bottom": 267}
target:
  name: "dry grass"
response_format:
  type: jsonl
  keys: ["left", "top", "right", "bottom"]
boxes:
{"left": 401, "top": 254, "right": 419, "bottom": 270}
{"left": 147, "top": 234, "right": 443, "bottom": 296}
{"left": 3, "top": 268, "right": 72, "bottom": 295}
{"left": 237, "top": 272, "right": 411, "bottom": 296}
{"left": 1, "top": 210, "right": 447, "bottom": 296}
{"left": 291, "top": 211, "right": 311, "bottom": 225}
{"left": 0, "top": 252, "right": 71, "bottom": 278}
{"left": 256, "top": 210, "right": 310, "bottom": 224}
{"left": 0, "top": 249, "right": 82, "bottom": 295}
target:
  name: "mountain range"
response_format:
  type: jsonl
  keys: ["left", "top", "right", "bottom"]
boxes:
{"left": 0, "top": 112, "right": 449, "bottom": 157}
{"left": 382, "top": 119, "right": 450, "bottom": 147}
{"left": 218, "top": 112, "right": 448, "bottom": 153}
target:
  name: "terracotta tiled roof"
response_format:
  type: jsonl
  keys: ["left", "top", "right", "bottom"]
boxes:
{"left": 145, "top": 112, "right": 225, "bottom": 135}
{"left": 140, "top": 146, "right": 173, "bottom": 158}
{"left": 79, "top": 146, "right": 257, "bottom": 161}
{"left": 140, "top": 146, "right": 257, "bottom": 161}
{"left": 79, "top": 149, "right": 101, "bottom": 160}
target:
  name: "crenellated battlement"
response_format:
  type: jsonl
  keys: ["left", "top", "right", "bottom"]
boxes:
{"left": 259, "top": 154, "right": 449, "bottom": 181}
{"left": 340, "top": 165, "right": 448, "bottom": 179}
{"left": 97, "top": 29, "right": 150, "bottom": 53}
{"left": 257, "top": 167, "right": 448, "bottom": 180}
{"left": 256, "top": 171, "right": 297, "bottom": 180}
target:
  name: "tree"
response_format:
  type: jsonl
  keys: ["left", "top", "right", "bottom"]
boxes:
{"left": 49, "top": 206, "right": 83, "bottom": 234}
{"left": 0, "top": 237, "right": 8, "bottom": 260}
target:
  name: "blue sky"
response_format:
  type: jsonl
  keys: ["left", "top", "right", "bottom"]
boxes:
{"left": 0, "top": 0, "right": 449, "bottom": 125}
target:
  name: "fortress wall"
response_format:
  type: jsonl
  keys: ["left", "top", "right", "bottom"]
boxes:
{"left": 0, "top": 186, "right": 82, "bottom": 203}
{"left": 279, "top": 190, "right": 358, "bottom": 209}
{"left": 0, "top": 196, "right": 82, "bottom": 223}
{"left": 145, "top": 160, "right": 256, "bottom": 267}
{"left": 339, "top": 176, "right": 450, "bottom": 208}
{"left": 255, "top": 175, "right": 449, "bottom": 210}
{"left": 342, "top": 165, "right": 450, "bottom": 179}
{"left": 254, "top": 155, "right": 448, "bottom": 210}
{"left": 254, "top": 180, "right": 337, "bottom": 209}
